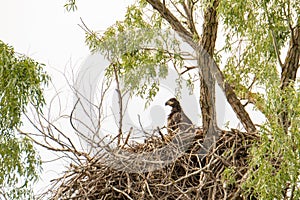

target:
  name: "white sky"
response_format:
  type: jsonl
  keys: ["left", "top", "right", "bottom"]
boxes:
{"left": 0, "top": 0, "right": 134, "bottom": 68}
{"left": 0, "top": 0, "right": 265, "bottom": 197}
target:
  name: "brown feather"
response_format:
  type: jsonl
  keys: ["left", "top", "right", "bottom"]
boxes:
{"left": 165, "top": 98, "right": 194, "bottom": 136}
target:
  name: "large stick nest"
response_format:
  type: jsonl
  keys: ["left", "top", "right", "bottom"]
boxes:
{"left": 49, "top": 129, "right": 259, "bottom": 200}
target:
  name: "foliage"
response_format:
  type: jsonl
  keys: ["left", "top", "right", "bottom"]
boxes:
{"left": 64, "top": 0, "right": 77, "bottom": 12}
{"left": 221, "top": 166, "right": 237, "bottom": 186}
{"left": 218, "top": 0, "right": 300, "bottom": 198}
{"left": 219, "top": 0, "right": 299, "bottom": 104}
{"left": 0, "top": 136, "right": 41, "bottom": 199}
{"left": 84, "top": 4, "right": 185, "bottom": 102}
{"left": 0, "top": 40, "right": 48, "bottom": 199}
{"left": 242, "top": 84, "right": 300, "bottom": 199}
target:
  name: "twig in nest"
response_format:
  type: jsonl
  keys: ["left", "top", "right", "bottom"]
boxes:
{"left": 157, "top": 126, "right": 166, "bottom": 143}
{"left": 111, "top": 186, "right": 134, "bottom": 200}
{"left": 138, "top": 114, "right": 150, "bottom": 135}
{"left": 122, "top": 127, "right": 133, "bottom": 149}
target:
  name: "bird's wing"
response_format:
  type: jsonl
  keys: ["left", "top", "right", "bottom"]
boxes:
{"left": 181, "top": 111, "right": 193, "bottom": 125}
{"left": 168, "top": 112, "right": 181, "bottom": 128}
{"left": 179, "top": 111, "right": 194, "bottom": 133}
{"left": 167, "top": 110, "right": 194, "bottom": 135}
{"left": 173, "top": 112, "right": 182, "bottom": 124}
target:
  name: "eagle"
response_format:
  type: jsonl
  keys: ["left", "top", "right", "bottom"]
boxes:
{"left": 165, "top": 98, "right": 194, "bottom": 136}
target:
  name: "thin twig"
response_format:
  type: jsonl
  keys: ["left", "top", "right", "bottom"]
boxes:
{"left": 111, "top": 186, "right": 134, "bottom": 200}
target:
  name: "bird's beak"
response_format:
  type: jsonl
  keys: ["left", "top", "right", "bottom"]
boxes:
{"left": 165, "top": 100, "right": 172, "bottom": 106}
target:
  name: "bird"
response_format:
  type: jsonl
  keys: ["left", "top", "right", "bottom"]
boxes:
{"left": 165, "top": 98, "right": 194, "bottom": 136}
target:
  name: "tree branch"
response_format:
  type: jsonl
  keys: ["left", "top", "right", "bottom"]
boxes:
{"left": 145, "top": 0, "right": 256, "bottom": 133}
{"left": 112, "top": 63, "right": 124, "bottom": 146}
{"left": 181, "top": 0, "right": 199, "bottom": 40}
{"left": 279, "top": 25, "right": 300, "bottom": 133}
{"left": 146, "top": 0, "right": 193, "bottom": 40}
{"left": 180, "top": 65, "right": 197, "bottom": 75}
{"left": 280, "top": 26, "right": 300, "bottom": 89}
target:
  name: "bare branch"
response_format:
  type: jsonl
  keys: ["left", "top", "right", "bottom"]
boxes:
{"left": 146, "top": 0, "right": 193, "bottom": 41}
{"left": 138, "top": 114, "right": 150, "bottom": 135}
{"left": 112, "top": 63, "right": 124, "bottom": 146}
{"left": 122, "top": 127, "right": 133, "bottom": 148}
{"left": 180, "top": 65, "right": 197, "bottom": 75}
{"left": 181, "top": 0, "right": 199, "bottom": 39}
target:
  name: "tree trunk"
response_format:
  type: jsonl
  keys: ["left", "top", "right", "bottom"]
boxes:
{"left": 280, "top": 26, "right": 300, "bottom": 134}
{"left": 199, "top": 0, "right": 219, "bottom": 135}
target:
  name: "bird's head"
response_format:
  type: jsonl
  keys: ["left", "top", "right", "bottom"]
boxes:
{"left": 165, "top": 98, "right": 181, "bottom": 110}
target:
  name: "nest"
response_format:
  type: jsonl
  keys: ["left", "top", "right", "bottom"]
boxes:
{"left": 49, "top": 129, "right": 259, "bottom": 200}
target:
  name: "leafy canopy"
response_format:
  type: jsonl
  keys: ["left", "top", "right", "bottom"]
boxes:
{"left": 218, "top": 0, "right": 300, "bottom": 198}
{"left": 0, "top": 40, "right": 49, "bottom": 199}
{"left": 84, "top": 4, "right": 186, "bottom": 102}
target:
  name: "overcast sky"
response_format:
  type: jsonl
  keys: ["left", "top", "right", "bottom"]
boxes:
{"left": 0, "top": 0, "right": 134, "bottom": 69}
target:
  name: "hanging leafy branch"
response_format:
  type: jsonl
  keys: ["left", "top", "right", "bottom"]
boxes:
{"left": 218, "top": 0, "right": 300, "bottom": 198}
{"left": 82, "top": 5, "right": 186, "bottom": 103}
{"left": 0, "top": 40, "right": 49, "bottom": 199}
